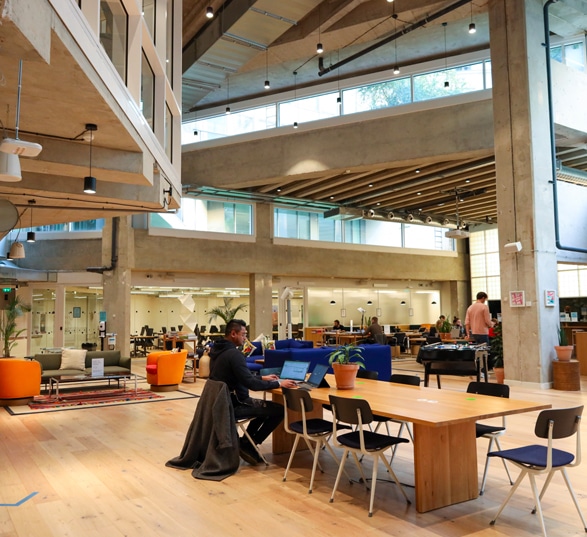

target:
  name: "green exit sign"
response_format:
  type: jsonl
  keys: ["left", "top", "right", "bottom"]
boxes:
{"left": 2, "top": 288, "right": 11, "bottom": 292}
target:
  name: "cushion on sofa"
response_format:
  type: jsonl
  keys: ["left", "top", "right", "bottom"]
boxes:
{"left": 59, "top": 348, "right": 87, "bottom": 371}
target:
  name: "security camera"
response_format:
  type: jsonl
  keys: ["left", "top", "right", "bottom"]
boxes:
{"left": 504, "top": 241, "right": 522, "bottom": 253}
{"left": 386, "top": 211, "right": 395, "bottom": 220}
{"left": 424, "top": 216, "right": 433, "bottom": 224}
{"left": 405, "top": 213, "right": 414, "bottom": 222}
{"left": 365, "top": 209, "right": 375, "bottom": 218}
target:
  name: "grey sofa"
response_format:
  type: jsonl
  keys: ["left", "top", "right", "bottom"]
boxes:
{"left": 33, "top": 350, "right": 132, "bottom": 385}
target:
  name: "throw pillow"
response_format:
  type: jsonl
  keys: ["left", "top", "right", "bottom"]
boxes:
{"left": 241, "top": 339, "right": 256, "bottom": 357}
{"left": 264, "top": 340, "right": 275, "bottom": 350}
{"left": 59, "top": 348, "right": 87, "bottom": 371}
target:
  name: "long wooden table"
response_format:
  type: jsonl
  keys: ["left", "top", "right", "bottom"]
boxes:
{"left": 272, "top": 375, "right": 550, "bottom": 513}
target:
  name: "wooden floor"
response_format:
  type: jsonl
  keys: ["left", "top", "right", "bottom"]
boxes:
{"left": 2, "top": 357, "right": 587, "bottom": 536}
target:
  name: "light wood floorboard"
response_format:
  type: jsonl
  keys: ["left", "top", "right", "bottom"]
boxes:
{"left": 1, "top": 357, "right": 587, "bottom": 536}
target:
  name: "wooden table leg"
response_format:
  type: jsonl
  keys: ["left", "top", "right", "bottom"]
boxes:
{"left": 412, "top": 420, "right": 478, "bottom": 512}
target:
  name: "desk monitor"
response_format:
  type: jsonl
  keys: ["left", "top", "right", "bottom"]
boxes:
{"left": 161, "top": 327, "right": 167, "bottom": 334}
{"left": 279, "top": 360, "right": 310, "bottom": 381}
{"left": 170, "top": 326, "right": 176, "bottom": 332}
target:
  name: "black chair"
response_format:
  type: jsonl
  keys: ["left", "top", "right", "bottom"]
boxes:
{"left": 374, "top": 334, "right": 387, "bottom": 345}
{"left": 281, "top": 387, "right": 347, "bottom": 494}
{"left": 373, "top": 374, "right": 421, "bottom": 463}
{"left": 323, "top": 369, "right": 378, "bottom": 415}
{"left": 328, "top": 395, "right": 411, "bottom": 517}
{"left": 489, "top": 406, "right": 586, "bottom": 537}
{"left": 466, "top": 381, "right": 513, "bottom": 495}
{"left": 393, "top": 332, "right": 407, "bottom": 353}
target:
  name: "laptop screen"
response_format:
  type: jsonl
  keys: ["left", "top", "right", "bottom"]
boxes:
{"left": 279, "top": 360, "right": 310, "bottom": 381}
{"left": 306, "top": 363, "right": 329, "bottom": 386}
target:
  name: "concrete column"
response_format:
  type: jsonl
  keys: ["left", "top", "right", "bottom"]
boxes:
{"left": 249, "top": 273, "right": 273, "bottom": 340}
{"left": 247, "top": 203, "right": 275, "bottom": 339}
{"left": 102, "top": 217, "right": 133, "bottom": 357}
{"left": 489, "top": 0, "right": 559, "bottom": 386}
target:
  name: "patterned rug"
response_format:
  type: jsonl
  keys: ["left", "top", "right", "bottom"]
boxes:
{"left": 5, "top": 387, "right": 198, "bottom": 415}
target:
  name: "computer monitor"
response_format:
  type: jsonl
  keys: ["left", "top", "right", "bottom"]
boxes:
{"left": 170, "top": 326, "right": 176, "bottom": 332}
{"left": 161, "top": 327, "right": 167, "bottom": 334}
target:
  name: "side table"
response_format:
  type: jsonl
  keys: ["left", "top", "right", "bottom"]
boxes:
{"left": 552, "top": 359, "right": 581, "bottom": 391}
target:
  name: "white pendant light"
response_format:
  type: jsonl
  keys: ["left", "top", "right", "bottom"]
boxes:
{"left": 0, "top": 151, "right": 21, "bottom": 182}
{"left": 9, "top": 241, "right": 25, "bottom": 259}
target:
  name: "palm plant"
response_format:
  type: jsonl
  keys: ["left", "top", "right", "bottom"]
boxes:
{"left": 0, "top": 295, "right": 31, "bottom": 357}
{"left": 206, "top": 297, "right": 248, "bottom": 324}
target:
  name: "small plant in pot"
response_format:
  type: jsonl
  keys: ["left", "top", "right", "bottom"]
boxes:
{"left": 554, "top": 326, "right": 573, "bottom": 361}
{"left": 328, "top": 344, "right": 365, "bottom": 390}
{"left": 438, "top": 317, "right": 453, "bottom": 340}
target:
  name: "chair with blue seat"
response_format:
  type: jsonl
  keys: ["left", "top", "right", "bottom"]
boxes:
{"left": 466, "top": 381, "right": 513, "bottom": 495}
{"left": 281, "top": 387, "right": 348, "bottom": 494}
{"left": 328, "top": 394, "right": 411, "bottom": 517}
{"left": 489, "top": 406, "right": 586, "bottom": 537}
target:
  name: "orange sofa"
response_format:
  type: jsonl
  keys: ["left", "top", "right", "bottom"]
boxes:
{"left": 146, "top": 350, "right": 188, "bottom": 391}
{"left": 0, "top": 358, "right": 41, "bottom": 405}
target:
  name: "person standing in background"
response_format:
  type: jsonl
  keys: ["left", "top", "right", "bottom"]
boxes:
{"left": 465, "top": 292, "right": 493, "bottom": 344}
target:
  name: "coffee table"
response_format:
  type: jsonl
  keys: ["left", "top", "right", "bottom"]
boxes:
{"left": 48, "top": 372, "right": 138, "bottom": 400}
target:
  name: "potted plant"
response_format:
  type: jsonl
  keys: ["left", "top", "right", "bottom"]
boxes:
{"left": 554, "top": 325, "right": 573, "bottom": 361}
{"left": 328, "top": 343, "right": 365, "bottom": 389}
{"left": 0, "top": 295, "right": 31, "bottom": 357}
{"left": 490, "top": 322, "right": 504, "bottom": 383}
{"left": 206, "top": 297, "right": 248, "bottom": 325}
{"left": 438, "top": 317, "right": 453, "bottom": 340}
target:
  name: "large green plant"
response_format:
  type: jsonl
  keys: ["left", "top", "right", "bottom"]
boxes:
{"left": 328, "top": 344, "right": 365, "bottom": 367}
{"left": 0, "top": 295, "right": 31, "bottom": 357}
{"left": 490, "top": 322, "right": 503, "bottom": 368}
{"left": 439, "top": 317, "right": 452, "bottom": 333}
{"left": 206, "top": 297, "right": 248, "bottom": 324}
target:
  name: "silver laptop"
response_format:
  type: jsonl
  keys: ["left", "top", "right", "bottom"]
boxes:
{"left": 296, "top": 363, "right": 330, "bottom": 390}
{"left": 279, "top": 360, "right": 310, "bottom": 382}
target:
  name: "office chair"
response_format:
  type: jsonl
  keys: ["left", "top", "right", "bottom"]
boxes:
{"left": 235, "top": 417, "right": 269, "bottom": 466}
{"left": 373, "top": 374, "right": 421, "bottom": 463}
{"left": 328, "top": 395, "right": 411, "bottom": 517}
{"left": 374, "top": 334, "right": 387, "bottom": 345}
{"left": 466, "top": 381, "right": 513, "bottom": 495}
{"left": 281, "top": 387, "right": 348, "bottom": 494}
{"left": 489, "top": 406, "right": 585, "bottom": 537}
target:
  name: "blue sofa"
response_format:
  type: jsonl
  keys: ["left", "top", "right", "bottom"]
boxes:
{"left": 263, "top": 344, "right": 392, "bottom": 381}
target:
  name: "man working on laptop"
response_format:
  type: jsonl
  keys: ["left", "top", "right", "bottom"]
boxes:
{"left": 209, "top": 319, "right": 297, "bottom": 465}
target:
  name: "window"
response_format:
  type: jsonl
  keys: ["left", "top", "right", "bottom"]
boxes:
{"left": 100, "top": 0, "right": 128, "bottom": 83}
{"left": 274, "top": 207, "right": 453, "bottom": 251}
{"left": 34, "top": 220, "right": 105, "bottom": 233}
{"left": 550, "top": 40, "right": 586, "bottom": 72}
{"left": 142, "top": 0, "right": 155, "bottom": 40}
{"left": 343, "top": 77, "right": 412, "bottom": 114}
{"left": 141, "top": 50, "right": 155, "bottom": 130}
{"left": 164, "top": 103, "right": 173, "bottom": 161}
{"left": 469, "top": 228, "right": 500, "bottom": 298}
{"left": 279, "top": 91, "right": 340, "bottom": 126}
{"left": 150, "top": 198, "right": 253, "bottom": 235}
{"left": 558, "top": 264, "right": 587, "bottom": 297}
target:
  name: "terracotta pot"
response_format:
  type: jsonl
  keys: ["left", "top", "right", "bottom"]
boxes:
{"left": 494, "top": 367, "right": 505, "bottom": 384}
{"left": 440, "top": 332, "right": 452, "bottom": 341}
{"left": 332, "top": 362, "right": 359, "bottom": 390}
{"left": 554, "top": 345, "right": 574, "bottom": 362}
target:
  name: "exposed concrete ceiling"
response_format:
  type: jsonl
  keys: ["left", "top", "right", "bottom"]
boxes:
{"left": 181, "top": 0, "right": 587, "bottom": 225}
{"left": 0, "top": 0, "right": 586, "bottom": 232}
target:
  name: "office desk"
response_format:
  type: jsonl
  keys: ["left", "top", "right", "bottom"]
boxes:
{"left": 272, "top": 376, "right": 549, "bottom": 512}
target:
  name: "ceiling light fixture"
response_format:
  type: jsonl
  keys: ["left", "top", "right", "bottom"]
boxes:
{"left": 8, "top": 241, "right": 25, "bottom": 259}
{"left": 392, "top": 12, "right": 400, "bottom": 75}
{"left": 26, "top": 200, "right": 35, "bottom": 242}
{"left": 443, "top": 22, "right": 449, "bottom": 88}
{"left": 400, "top": 300, "right": 406, "bottom": 305}
{"left": 264, "top": 49, "right": 270, "bottom": 89}
{"left": 316, "top": 6, "right": 323, "bottom": 54}
{"left": 293, "top": 71, "right": 298, "bottom": 129}
{"left": 468, "top": 2, "right": 476, "bottom": 34}
{"left": 225, "top": 76, "right": 231, "bottom": 114}
{"left": 83, "top": 123, "right": 97, "bottom": 194}
{"left": 206, "top": 6, "right": 214, "bottom": 18}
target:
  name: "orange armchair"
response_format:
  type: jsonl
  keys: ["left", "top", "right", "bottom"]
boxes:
{"left": 146, "top": 350, "right": 187, "bottom": 391}
{"left": 0, "top": 358, "right": 41, "bottom": 405}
